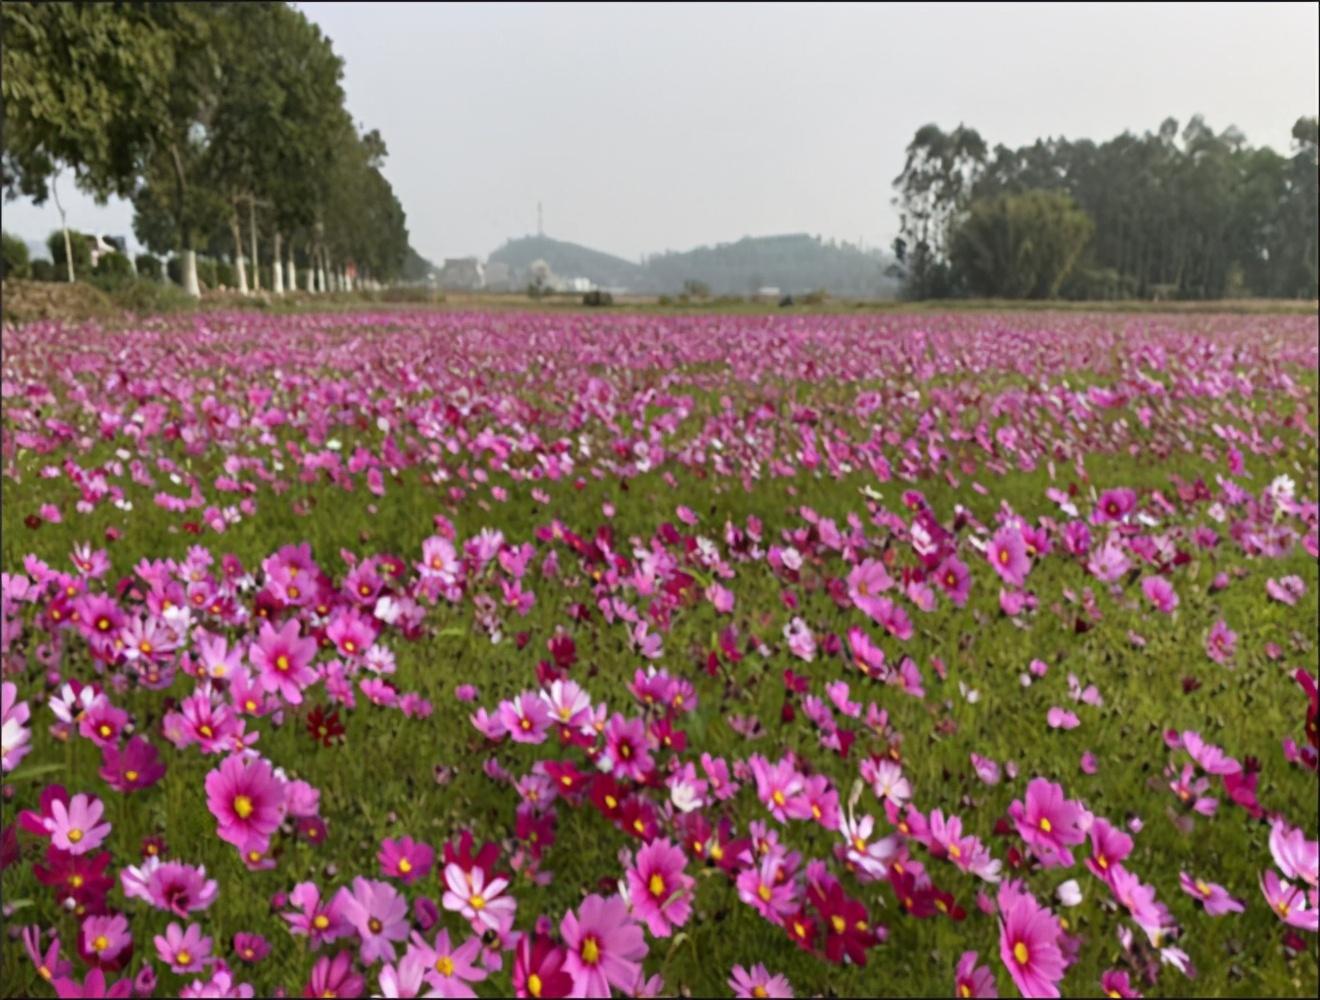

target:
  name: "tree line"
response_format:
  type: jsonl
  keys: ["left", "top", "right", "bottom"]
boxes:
{"left": 890, "top": 116, "right": 1319, "bottom": 301}
{"left": 1, "top": 2, "right": 410, "bottom": 295}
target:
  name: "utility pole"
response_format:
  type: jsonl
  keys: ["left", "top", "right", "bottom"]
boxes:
{"left": 537, "top": 201, "right": 543, "bottom": 237}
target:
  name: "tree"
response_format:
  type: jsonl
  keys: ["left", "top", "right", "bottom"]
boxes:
{"left": 950, "top": 190, "right": 1094, "bottom": 298}
{"left": 2, "top": 3, "right": 177, "bottom": 280}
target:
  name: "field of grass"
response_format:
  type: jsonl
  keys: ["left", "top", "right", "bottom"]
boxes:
{"left": 1, "top": 307, "right": 1316, "bottom": 998}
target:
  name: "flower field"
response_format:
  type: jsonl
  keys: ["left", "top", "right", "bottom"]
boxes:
{"left": 1, "top": 308, "right": 1316, "bottom": 998}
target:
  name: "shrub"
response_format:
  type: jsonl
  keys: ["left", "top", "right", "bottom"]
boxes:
{"left": 1, "top": 231, "right": 31, "bottom": 280}
{"left": 135, "top": 254, "right": 163, "bottom": 281}
{"left": 91, "top": 251, "right": 135, "bottom": 291}
{"left": 799, "top": 288, "right": 828, "bottom": 306}
{"left": 47, "top": 230, "right": 91, "bottom": 281}
{"left": 213, "top": 260, "right": 236, "bottom": 290}
{"left": 196, "top": 258, "right": 218, "bottom": 290}
{"left": 681, "top": 279, "right": 710, "bottom": 299}
{"left": 582, "top": 290, "right": 613, "bottom": 307}
{"left": 110, "top": 278, "right": 194, "bottom": 315}
{"left": 29, "top": 259, "right": 56, "bottom": 282}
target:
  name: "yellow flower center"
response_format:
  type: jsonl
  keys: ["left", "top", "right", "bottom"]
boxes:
{"left": 757, "top": 883, "right": 772, "bottom": 902}
{"left": 604, "top": 795, "right": 618, "bottom": 810}
{"left": 398, "top": 858, "right": 412, "bottom": 874}
{"left": 69, "top": 874, "right": 84, "bottom": 888}
{"left": 139, "top": 641, "right": 153, "bottom": 654}
{"left": 470, "top": 894, "right": 485, "bottom": 910}
{"left": 582, "top": 936, "right": 600, "bottom": 964}
{"left": 772, "top": 790, "right": 786, "bottom": 806}
{"left": 276, "top": 654, "right": 290, "bottom": 671}
{"left": 233, "top": 795, "right": 254, "bottom": 819}
{"left": 753, "top": 988, "right": 768, "bottom": 999}
{"left": 314, "top": 915, "right": 330, "bottom": 930}
{"left": 436, "top": 956, "right": 455, "bottom": 976}
{"left": 1013, "top": 941, "right": 1029, "bottom": 965}
{"left": 949, "top": 844, "right": 962, "bottom": 859}
{"left": 368, "top": 918, "right": 382, "bottom": 934}
{"left": 528, "top": 973, "right": 543, "bottom": 998}
{"left": 343, "top": 640, "right": 356, "bottom": 653}
{"left": 1039, "top": 817, "right": 1052, "bottom": 833}
{"left": 960, "top": 986, "right": 972, "bottom": 998}
{"left": 831, "top": 914, "right": 846, "bottom": 933}
{"left": 67, "top": 828, "right": 84, "bottom": 843}
{"left": 99, "top": 723, "right": 112, "bottom": 737}
{"left": 125, "top": 770, "right": 139, "bottom": 782}
{"left": 649, "top": 873, "right": 666, "bottom": 897}
{"left": 1097, "top": 855, "right": 1108, "bottom": 870}
{"left": 93, "top": 934, "right": 110, "bottom": 951}
{"left": 177, "top": 949, "right": 192, "bottom": 965}
{"left": 1195, "top": 880, "right": 1211, "bottom": 897}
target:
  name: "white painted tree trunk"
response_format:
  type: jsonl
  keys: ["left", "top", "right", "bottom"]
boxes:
{"left": 248, "top": 198, "right": 260, "bottom": 292}
{"left": 342, "top": 269, "right": 351, "bottom": 292}
{"left": 182, "top": 249, "right": 201, "bottom": 299}
{"left": 230, "top": 214, "right": 249, "bottom": 294}
{"left": 272, "top": 232, "right": 284, "bottom": 294}
{"left": 316, "top": 256, "right": 327, "bottom": 293}
{"left": 51, "top": 178, "right": 75, "bottom": 282}
{"left": 288, "top": 252, "right": 298, "bottom": 291}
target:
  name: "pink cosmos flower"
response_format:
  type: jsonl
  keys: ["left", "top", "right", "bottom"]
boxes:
{"left": 750, "top": 755, "right": 811, "bottom": 823}
{"left": 499, "top": 692, "right": 553, "bottom": 745}
{"left": 23, "top": 925, "right": 73, "bottom": 985}
{"left": 250, "top": 618, "right": 318, "bottom": 704}
{"left": 51, "top": 967, "right": 132, "bottom": 999}
{"left": 2, "top": 681, "right": 33, "bottom": 773}
{"left": 1178, "top": 872, "right": 1243, "bottom": 916}
{"left": 736, "top": 851, "right": 799, "bottom": 922}
{"left": 337, "top": 876, "right": 410, "bottom": 964}
{"left": 847, "top": 559, "right": 892, "bottom": 612}
{"left": 971, "top": 754, "right": 1002, "bottom": 785}
{"left": 1269, "top": 821, "right": 1318, "bottom": 888}
{"left": 955, "top": 950, "right": 997, "bottom": 997}
{"left": 1204, "top": 619, "right": 1236, "bottom": 664}
{"left": 1260, "top": 869, "right": 1318, "bottom": 932}
{"left": 80, "top": 912, "right": 132, "bottom": 968}
{"left": 1008, "top": 778, "right": 1085, "bottom": 868}
{"left": 379, "top": 836, "right": 435, "bottom": 885}
{"left": 203, "top": 754, "right": 285, "bottom": 851}
{"left": 1140, "top": 577, "right": 1179, "bottom": 614}
{"left": 409, "top": 927, "right": 486, "bottom": 996}
{"left": 560, "top": 893, "right": 647, "bottom": 997}
{"left": 305, "top": 951, "right": 365, "bottom": 1000}
{"left": 441, "top": 863, "right": 516, "bottom": 934}
{"left": 46, "top": 793, "right": 112, "bottom": 855}
{"left": 1100, "top": 969, "right": 1141, "bottom": 997}
{"left": 1046, "top": 707, "right": 1080, "bottom": 730}
{"left": 935, "top": 555, "right": 972, "bottom": 607}
{"left": 987, "top": 526, "right": 1030, "bottom": 587}
{"left": 729, "top": 963, "right": 793, "bottom": 998}
{"left": 626, "top": 838, "right": 694, "bottom": 937}
{"left": 998, "top": 884, "right": 1065, "bottom": 998}
{"left": 1095, "top": 488, "right": 1136, "bottom": 523}
{"left": 120, "top": 856, "right": 218, "bottom": 915}
{"left": 604, "top": 713, "right": 653, "bottom": 781}
{"left": 153, "top": 921, "right": 211, "bottom": 974}
{"left": 99, "top": 736, "right": 167, "bottom": 793}
{"left": 282, "top": 881, "right": 351, "bottom": 946}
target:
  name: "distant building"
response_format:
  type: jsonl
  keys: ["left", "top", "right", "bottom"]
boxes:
{"left": 484, "top": 260, "right": 512, "bottom": 291}
{"left": 438, "top": 257, "right": 484, "bottom": 290}
{"left": 754, "top": 286, "right": 781, "bottom": 300}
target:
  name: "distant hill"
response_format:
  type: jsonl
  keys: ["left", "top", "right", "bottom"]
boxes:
{"left": 489, "top": 235, "right": 645, "bottom": 290}
{"left": 487, "top": 232, "right": 897, "bottom": 297}
{"left": 644, "top": 233, "right": 897, "bottom": 297}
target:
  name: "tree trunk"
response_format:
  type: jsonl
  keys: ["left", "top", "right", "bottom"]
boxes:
{"left": 272, "top": 231, "right": 284, "bottom": 294}
{"left": 182, "top": 249, "right": 201, "bottom": 299}
{"left": 288, "top": 249, "right": 298, "bottom": 292}
{"left": 51, "top": 177, "right": 75, "bottom": 282}
{"left": 230, "top": 208, "right": 249, "bottom": 294}
{"left": 316, "top": 247, "right": 327, "bottom": 293}
{"left": 248, "top": 197, "right": 260, "bottom": 291}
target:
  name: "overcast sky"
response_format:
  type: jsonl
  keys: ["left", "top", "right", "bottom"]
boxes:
{"left": 5, "top": 2, "right": 1317, "bottom": 263}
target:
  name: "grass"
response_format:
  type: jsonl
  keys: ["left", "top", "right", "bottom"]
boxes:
{"left": 0, "top": 309, "right": 1316, "bottom": 999}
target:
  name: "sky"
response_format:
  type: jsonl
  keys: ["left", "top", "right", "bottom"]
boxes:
{"left": 4, "top": 2, "right": 1317, "bottom": 263}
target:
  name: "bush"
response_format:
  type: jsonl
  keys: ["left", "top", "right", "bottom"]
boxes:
{"left": 799, "top": 288, "right": 827, "bottom": 306}
{"left": 91, "top": 251, "right": 135, "bottom": 291}
{"left": 213, "top": 260, "right": 236, "bottom": 290}
{"left": 582, "top": 290, "right": 613, "bottom": 307}
{"left": 109, "top": 278, "right": 194, "bottom": 315}
{"left": 196, "top": 258, "right": 218, "bottom": 290}
{"left": 681, "top": 279, "right": 710, "bottom": 299}
{"left": 2, "top": 231, "right": 31, "bottom": 280}
{"left": 47, "top": 230, "right": 91, "bottom": 281}
{"left": 30, "top": 259, "right": 56, "bottom": 282}
{"left": 135, "top": 254, "right": 163, "bottom": 281}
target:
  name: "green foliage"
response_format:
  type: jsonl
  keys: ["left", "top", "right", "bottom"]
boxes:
{"left": 196, "top": 257, "right": 218, "bottom": 290}
{"left": 134, "top": 253, "right": 163, "bottom": 281}
{"left": 46, "top": 229, "right": 90, "bottom": 280}
{"left": 682, "top": 279, "right": 710, "bottom": 299}
{"left": 28, "top": 258, "right": 55, "bottom": 282}
{"left": 109, "top": 277, "right": 194, "bottom": 314}
{"left": 90, "top": 250, "right": 135, "bottom": 291}
{"left": 582, "top": 289, "right": 614, "bottom": 307}
{"left": 1, "top": 231, "right": 31, "bottom": 279}
{"left": 901, "top": 114, "right": 1320, "bottom": 300}
{"left": 950, "top": 190, "right": 1094, "bottom": 299}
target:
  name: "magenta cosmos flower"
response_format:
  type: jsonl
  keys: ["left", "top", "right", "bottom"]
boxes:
{"left": 203, "top": 754, "right": 285, "bottom": 850}
{"left": 99, "top": 736, "right": 167, "bottom": 793}
{"left": 1140, "top": 576, "right": 1179, "bottom": 614}
{"left": 249, "top": 618, "right": 318, "bottom": 704}
{"left": 1205, "top": 619, "right": 1237, "bottom": 664}
{"left": 337, "top": 876, "right": 409, "bottom": 964}
{"left": 954, "top": 950, "right": 997, "bottom": 998}
{"left": 153, "top": 921, "right": 212, "bottom": 974}
{"left": 729, "top": 963, "right": 794, "bottom": 998}
{"left": 998, "top": 885, "right": 1065, "bottom": 998}
{"left": 626, "top": 838, "right": 694, "bottom": 937}
{"left": 1178, "top": 872, "right": 1243, "bottom": 916}
{"left": 379, "top": 835, "right": 434, "bottom": 885}
{"left": 46, "top": 793, "right": 112, "bottom": 855}
{"left": 560, "top": 893, "right": 647, "bottom": 997}
{"left": 987, "top": 526, "right": 1030, "bottom": 587}
{"left": 1008, "top": 778, "right": 1085, "bottom": 868}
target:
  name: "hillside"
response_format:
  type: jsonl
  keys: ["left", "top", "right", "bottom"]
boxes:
{"left": 487, "top": 232, "right": 897, "bottom": 297}
{"left": 488, "top": 235, "right": 645, "bottom": 290}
